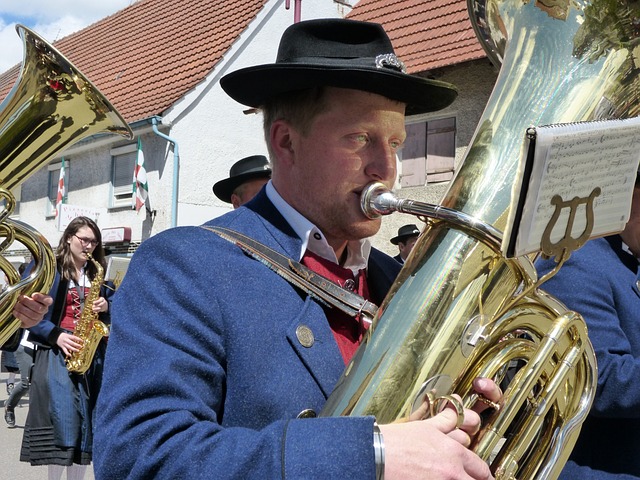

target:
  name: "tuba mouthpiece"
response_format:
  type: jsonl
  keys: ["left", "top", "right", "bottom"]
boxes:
{"left": 360, "top": 182, "right": 400, "bottom": 219}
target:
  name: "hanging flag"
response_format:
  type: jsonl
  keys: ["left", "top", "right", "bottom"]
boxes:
{"left": 132, "top": 138, "right": 148, "bottom": 213}
{"left": 55, "top": 160, "right": 66, "bottom": 219}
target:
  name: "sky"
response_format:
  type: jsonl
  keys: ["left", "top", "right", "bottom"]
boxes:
{"left": 0, "top": 0, "right": 133, "bottom": 72}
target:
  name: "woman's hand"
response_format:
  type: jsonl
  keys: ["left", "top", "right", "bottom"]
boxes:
{"left": 57, "top": 331, "right": 83, "bottom": 356}
{"left": 92, "top": 296, "right": 109, "bottom": 313}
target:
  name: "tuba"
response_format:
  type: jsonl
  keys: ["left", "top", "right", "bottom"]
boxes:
{"left": 321, "top": 0, "right": 640, "bottom": 477}
{"left": 0, "top": 25, "right": 133, "bottom": 347}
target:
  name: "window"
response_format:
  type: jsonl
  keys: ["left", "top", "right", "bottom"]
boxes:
{"left": 110, "top": 144, "right": 137, "bottom": 208}
{"left": 47, "top": 161, "right": 67, "bottom": 217}
{"left": 400, "top": 117, "right": 456, "bottom": 187}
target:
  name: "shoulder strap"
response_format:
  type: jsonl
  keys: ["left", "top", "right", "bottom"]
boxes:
{"left": 201, "top": 226, "right": 378, "bottom": 324}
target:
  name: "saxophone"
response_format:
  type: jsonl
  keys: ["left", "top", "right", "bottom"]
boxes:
{"left": 65, "top": 254, "right": 110, "bottom": 374}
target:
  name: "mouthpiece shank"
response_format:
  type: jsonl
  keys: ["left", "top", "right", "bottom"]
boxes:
{"left": 360, "top": 182, "right": 504, "bottom": 251}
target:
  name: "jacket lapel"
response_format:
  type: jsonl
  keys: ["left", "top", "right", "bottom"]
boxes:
{"left": 242, "top": 191, "right": 347, "bottom": 398}
{"left": 236, "top": 190, "right": 400, "bottom": 399}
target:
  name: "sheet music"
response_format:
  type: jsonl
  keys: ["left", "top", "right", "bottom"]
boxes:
{"left": 503, "top": 117, "right": 640, "bottom": 258}
{"left": 105, "top": 256, "right": 131, "bottom": 289}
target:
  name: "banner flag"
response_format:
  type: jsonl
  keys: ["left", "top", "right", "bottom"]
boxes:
{"left": 55, "top": 160, "right": 66, "bottom": 219}
{"left": 132, "top": 138, "right": 149, "bottom": 213}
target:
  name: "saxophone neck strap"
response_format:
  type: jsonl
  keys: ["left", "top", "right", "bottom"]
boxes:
{"left": 201, "top": 226, "right": 378, "bottom": 324}
{"left": 73, "top": 277, "right": 86, "bottom": 303}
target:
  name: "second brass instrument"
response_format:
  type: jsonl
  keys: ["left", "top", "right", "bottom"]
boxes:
{"left": 65, "top": 253, "right": 109, "bottom": 374}
{"left": 0, "top": 25, "right": 132, "bottom": 347}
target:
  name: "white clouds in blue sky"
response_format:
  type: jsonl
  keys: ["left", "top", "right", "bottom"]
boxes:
{"left": 0, "top": 1, "right": 133, "bottom": 72}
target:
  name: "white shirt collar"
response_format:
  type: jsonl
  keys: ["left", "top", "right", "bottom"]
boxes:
{"left": 265, "top": 181, "right": 371, "bottom": 273}
{"left": 621, "top": 239, "right": 640, "bottom": 263}
{"left": 69, "top": 265, "right": 90, "bottom": 288}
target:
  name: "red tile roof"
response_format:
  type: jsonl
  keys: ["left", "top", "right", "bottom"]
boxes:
{"left": 0, "top": 0, "right": 485, "bottom": 124}
{"left": 0, "top": 0, "right": 267, "bottom": 123}
{"left": 347, "top": 0, "right": 486, "bottom": 73}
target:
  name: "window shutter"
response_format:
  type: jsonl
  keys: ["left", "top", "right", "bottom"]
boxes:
{"left": 400, "top": 123, "right": 427, "bottom": 187}
{"left": 426, "top": 118, "right": 455, "bottom": 183}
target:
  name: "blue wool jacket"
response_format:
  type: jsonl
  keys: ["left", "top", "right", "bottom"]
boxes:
{"left": 93, "top": 189, "right": 401, "bottom": 479}
{"left": 537, "top": 236, "right": 640, "bottom": 479}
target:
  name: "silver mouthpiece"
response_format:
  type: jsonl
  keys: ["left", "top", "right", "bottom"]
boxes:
{"left": 360, "top": 182, "right": 401, "bottom": 219}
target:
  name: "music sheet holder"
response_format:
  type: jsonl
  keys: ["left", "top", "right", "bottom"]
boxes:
{"left": 105, "top": 256, "right": 131, "bottom": 289}
{"left": 502, "top": 117, "right": 640, "bottom": 262}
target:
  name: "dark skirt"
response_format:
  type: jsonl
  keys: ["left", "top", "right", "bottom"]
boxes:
{"left": 20, "top": 343, "right": 105, "bottom": 466}
{"left": 1, "top": 350, "right": 19, "bottom": 373}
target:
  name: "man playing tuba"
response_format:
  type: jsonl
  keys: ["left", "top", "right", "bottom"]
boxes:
{"left": 94, "top": 19, "right": 502, "bottom": 480}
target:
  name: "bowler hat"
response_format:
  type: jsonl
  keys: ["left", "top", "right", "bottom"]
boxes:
{"left": 213, "top": 155, "right": 271, "bottom": 203}
{"left": 390, "top": 224, "right": 420, "bottom": 245}
{"left": 220, "top": 18, "right": 457, "bottom": 115}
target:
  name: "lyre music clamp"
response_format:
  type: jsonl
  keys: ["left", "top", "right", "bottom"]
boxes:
{"left": 540, "top": 187, "right": 601, "bottom": 263}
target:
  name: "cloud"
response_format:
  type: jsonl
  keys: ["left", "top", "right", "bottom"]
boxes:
{"left": 0, "top": 0, "right": 132, "bottom": 23}
{"left": 0, "top": 22, "right": 23, "bottom": 72}
{"left": 0, "top": 0, "right": 132, "bottom": 72}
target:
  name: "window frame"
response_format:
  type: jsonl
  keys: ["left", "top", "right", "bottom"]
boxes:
{"left": 110, "top": 143, "right": 137, "bottom": 209}
{"left": 46, "top": 160, "right": 68, "bottom": 218}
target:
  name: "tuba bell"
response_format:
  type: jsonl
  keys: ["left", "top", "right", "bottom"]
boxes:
{"left": 0, "top": 25, "right": 133, "bottom": 347}
{"left": 319, "top": 0, "right": 640, "bottom": 477}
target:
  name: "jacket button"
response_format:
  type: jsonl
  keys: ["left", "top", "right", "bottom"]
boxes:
{"left": 344, "top": 279, "right": 356, "bottom": 291}
{"left": 296, "top": 325, "right": 314, "bottom": 348}
{"left": 296, "top": 409, "right": 317, "bottom": 419}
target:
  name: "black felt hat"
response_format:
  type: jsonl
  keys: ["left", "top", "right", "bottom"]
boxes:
{"left": 213, "top": 155, "right": 271, "bottom": 203}
{"left": 390, "top": 224, "right": 421, "bottom": 245}
{"left": 220, "top": 18, "right": 457, "bottom": 115}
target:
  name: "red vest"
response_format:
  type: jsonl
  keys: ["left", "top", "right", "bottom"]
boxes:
{"left": 302, "top": 250, "right": 371, "bottom": 364}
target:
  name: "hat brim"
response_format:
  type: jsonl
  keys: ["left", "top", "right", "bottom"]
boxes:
{"left": 221, "top": 65, "right": 457, "bottom": 115}
{"left": 390, "top": 233, "right": 419, "bottom": 245}
{"left": 213, "top": 170, "right": 271, "bottom": 203}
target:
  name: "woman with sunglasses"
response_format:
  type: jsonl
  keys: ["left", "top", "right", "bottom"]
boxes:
{"left": 19, "top": 216, "right": 113, "bottom": 480}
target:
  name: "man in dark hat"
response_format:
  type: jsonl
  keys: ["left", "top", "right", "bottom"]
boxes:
{"left": 390, "top": 224, "right": 420, "bottom": 264}
{"left": 96, "top": 18, "right": 499, "bottom": 480}
{"left": 213, "top": 155, "right": 272, "bottom": 209}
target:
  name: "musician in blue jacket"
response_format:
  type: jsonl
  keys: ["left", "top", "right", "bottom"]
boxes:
{"left": 537, "top": 174, "right": 640, "bottom": 479}
{"left": 94, "top": 19, "right": 500, "bottom": 480}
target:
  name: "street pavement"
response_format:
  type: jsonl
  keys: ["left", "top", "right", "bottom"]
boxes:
{"left": 0, "top": 372, "right": 95, "bottom": 479}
